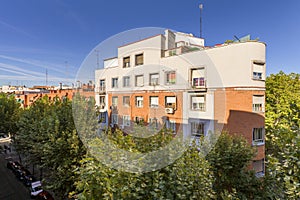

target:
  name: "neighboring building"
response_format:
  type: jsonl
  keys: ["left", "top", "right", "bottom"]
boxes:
{"left": 95, "top": 29, "right": 266, "bottom": 176}
{"left": 1, "top": 83, "right": 95, "bottom": 108}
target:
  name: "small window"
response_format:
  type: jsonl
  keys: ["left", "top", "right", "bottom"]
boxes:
{"left": 191, "top": 122, "right": 204, "bottom": 137}
{"left": 135, "top": 116, "right": 144, "bottom": 125}
{"left": 191, "top": 68, "right": 205, "bottom": 87}
{"left": 252, "top": 61, "right": 265, "bottom": 80}
{"left": 112, "top": 96, "right": 118, "bottom": 107}
{"left": 166, "top": 71, "right": 176, "bottom": 84}
{"left": 123, "top": 76, "right": 130, "bottom": 87}
{"left": 165, "top": 120, "right": 176, "bottom": 134}
{"left": 99, "top": 96, "right": 105, "bottom": 108}
{"left": 149, "top": 73, "right": 159, "bottom": 85}
{"left": 253, "top": 128, "right": 264, "bottom": 145}
{"left": 99, "top": 79, "right": 105, "bottom": 91}
{"left": 123, "top": 115, "right": 131, "bottom": 126}
{"left": 165, "top": 96, "right": 176, "bottom": 109}
{"left": 112, "top": 77, "right": 118, "bottom": 88}
{"left": 191, "top": 95, "right": 205, "bottom": 111}
{"left": 111, "top": 114, "right": 118, "bottom": 124}
{"left": 253, "top": 159, "right": 264, "bottom": 177}
{"left": 135, "top": 75, "right": 144, "bottom": 87}
{"left": 123, "top": 96, "right": 130, "bottom": 107}
{"left": 123, "top": 56, "right": 130, "bottom": 68}
{"left": 98, "top": 112, "right": 106, "bottom": 123}
{"left": 149, "top": 118, "right": 158, "bottom": 130}
{"left": 135, "top": 54, "right": 144, "bottom": 66}
{"left": 252, "top": 95, "right": 264, "bottom": 112}
{"left": 150, "top": 96, "right": 159, "bottom": 108}
{"left": 135, "top": 96, "right": 143, "bottom": 108}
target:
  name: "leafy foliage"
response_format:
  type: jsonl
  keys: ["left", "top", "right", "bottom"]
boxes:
{"left": 0, "top": 92, "right": 21, "bottom": 134}
{"left": 265, "top": 71, "right": 300, "bottom": 199}
{"left": 14, "top": 96, "right": 86, "bottom": 198}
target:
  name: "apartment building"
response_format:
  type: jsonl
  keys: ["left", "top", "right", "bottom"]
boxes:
{"left": 95, "top": 30, "right": 266, "bottom": 176}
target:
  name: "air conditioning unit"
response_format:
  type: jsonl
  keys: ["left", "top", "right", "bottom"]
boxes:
{"left": 165, "top": 108, "right": 174, "bottom": 114}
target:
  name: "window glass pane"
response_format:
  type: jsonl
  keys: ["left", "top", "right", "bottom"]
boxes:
{"left": 136, "top": 75, "right": 144, "bottom": 86}
{"left": 135, "top": 54, "right": 144, "bottom": 65}
{"left": 150, "top": 96, "right": 158, "bottom": 107}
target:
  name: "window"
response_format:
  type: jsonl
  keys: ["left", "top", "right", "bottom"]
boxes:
{"left": 98, "top": 112, "right": 106, "bottom": 123}
{"left": 191, "top": 68, "right": 205, "bottom": 87}
{"left": 135, "top": 54, "right": 143, "bottom": 66}
{"left": 99, "top": 96, "right": 105, "bottom": 108}
{"left": 150, "top": 96, "right": 159, "bottom": 108}
{"left": 191, "top": 122, "right": 204, "bottom": 137}
{"left": 253, "top": 128, "right": 264, "bottom": 145}
{"left": 123, "top": 56, "right": 130, "bottom": 68}
{"left": 112, "top": 96, "right": 118, "bottom": 107}
{"left": 165, "top": 96, "right": 176, "bottom": 109}
{"left": 253, "top": 159, "right": 264, "bottom": 177}
{"left": 112, "top": 77, "right": 118, "bottom": 88}
{"left": 135, "top": 116, "right": 144, "bottom": 125}
{"left": 123, "top": 96, "right": 130, "bottom": 107}
{"left": 166, "top": 71, "right": 176, "bottom": 84}
{"left": 111, "top": 114, "right": 118, "bottom": 124}
{"left": 149, "top": 118, "right": 158, "bottom": 130}
{"left": 123, "top": 115, "right": 131, "bottom": 126}
{"left": 165, "top": 120, "right": 176, "bottom": 134}
{"left": 252, "top": 61, "right": 265, "bottom": 80}
{"left": 149, "top": 73, "right": 159, "bottom": 85}
{"left": 191, "top": 95, "right": 205, "bottom": 111}
{"left": 99, "top": 79, "right": 105, "bottom": 91}
{"left": 123, "top": 76, "right": 130, "bottom": 87}
{"left": 135, "top": 96, "right": 143, "bottom": 108}
{"left": 252, "top": 95, "right": 264, "bottom": 112}
{"left": 135, "top": 75, "right": 144, "bottom": 87}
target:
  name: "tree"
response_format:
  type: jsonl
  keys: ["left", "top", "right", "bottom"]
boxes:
{"left": 207, "top": 133, "right": 267, "bottom": 199}
{"left": 265, "top": 71, "right": 300, "bottom": 199}
{"left": 0, "top": 92, "right": 21, "bottom": 134}
{"left": 15, "top": 96, "right": 86, "bottom": 198}
{"left": 72, "top": 127, "right": 215, "bottom": 200}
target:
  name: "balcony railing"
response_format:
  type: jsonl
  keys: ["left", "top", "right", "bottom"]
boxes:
{"left": 96, "top": 86, "right": 106, "bottom": 94}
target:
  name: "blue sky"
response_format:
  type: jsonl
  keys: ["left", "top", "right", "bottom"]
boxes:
{"left": 0, "top": 0, "right": 299, "bottom": 86}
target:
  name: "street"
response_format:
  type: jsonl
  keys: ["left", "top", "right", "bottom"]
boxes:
{"left": 0, "top": 153, "right": 31, "bottom": 200}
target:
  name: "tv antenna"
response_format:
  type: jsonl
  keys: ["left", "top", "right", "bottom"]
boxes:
{"left": 199, "top": 3, "right": 203, "bottom": 38}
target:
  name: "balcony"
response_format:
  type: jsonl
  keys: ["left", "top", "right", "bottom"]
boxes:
{"left": 96, "top": 86, "right": 106, "bottom": 94}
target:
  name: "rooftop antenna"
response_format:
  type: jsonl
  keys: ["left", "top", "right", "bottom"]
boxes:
{"left": 199, "top": 3, "right": 203, "bottom": 38}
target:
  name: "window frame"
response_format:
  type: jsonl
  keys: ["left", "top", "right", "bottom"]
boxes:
{"left": 149, "top": 73, "right": 159, "bottom": 86}
{"left": 165, "top": 96, "right": 176, "bottom": 109}
{"left": 111, "top": 114, "right": 118, "bottom": 125}
{"left": 165, "top": 71, "right": 176, "bottom": 85}
{"left": 112, "top": 77, "right": 118, "bottom": 88}
{"left": 123, "top": 76, "right": 130, "bottom": 87}
{"left": 191, "top": 95, "right": 206, "bottom": 111}
{"left": 149, "top": 96, "right": 159, "bottom": 108}
{"left": 191, "top": 68, "right": 206, "bottom": 87}
{"left": 112, "top": 96, "right": 118, "bottom": 107}
{"left": 135, "top": 74, "right": 144, "bottom": 87}
{"left": 123, "top": 56, "right": 130, "bottom": 68}
{"left": 122, "top": 96, "right": 130, "bottom": 107}
{"left": 191, "top": 122, "right": 204, "bottom": 137}
{"left": 252, "top": 127, "right": 264, "bottom": 145}
{"left": 135, "top": 96, "right": 143, "bottom": 108}
{"left": 123, "top": 115, "right": 131, "bottom": 127}
{"left": 135, "top": 53, "right": 144, "bottom": 66}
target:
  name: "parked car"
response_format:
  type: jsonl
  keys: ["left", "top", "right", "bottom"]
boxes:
{"left": 36, "top": 191, "right": 54, "bottom": 200}
{"left": 30, "top": 181, "right": 43, "bottom": 198}
{"left": 23, "top": 173, "right": 36, "bottom": 187}
{"left": 7, "top": 161, "right": 22, "bottom": 174}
